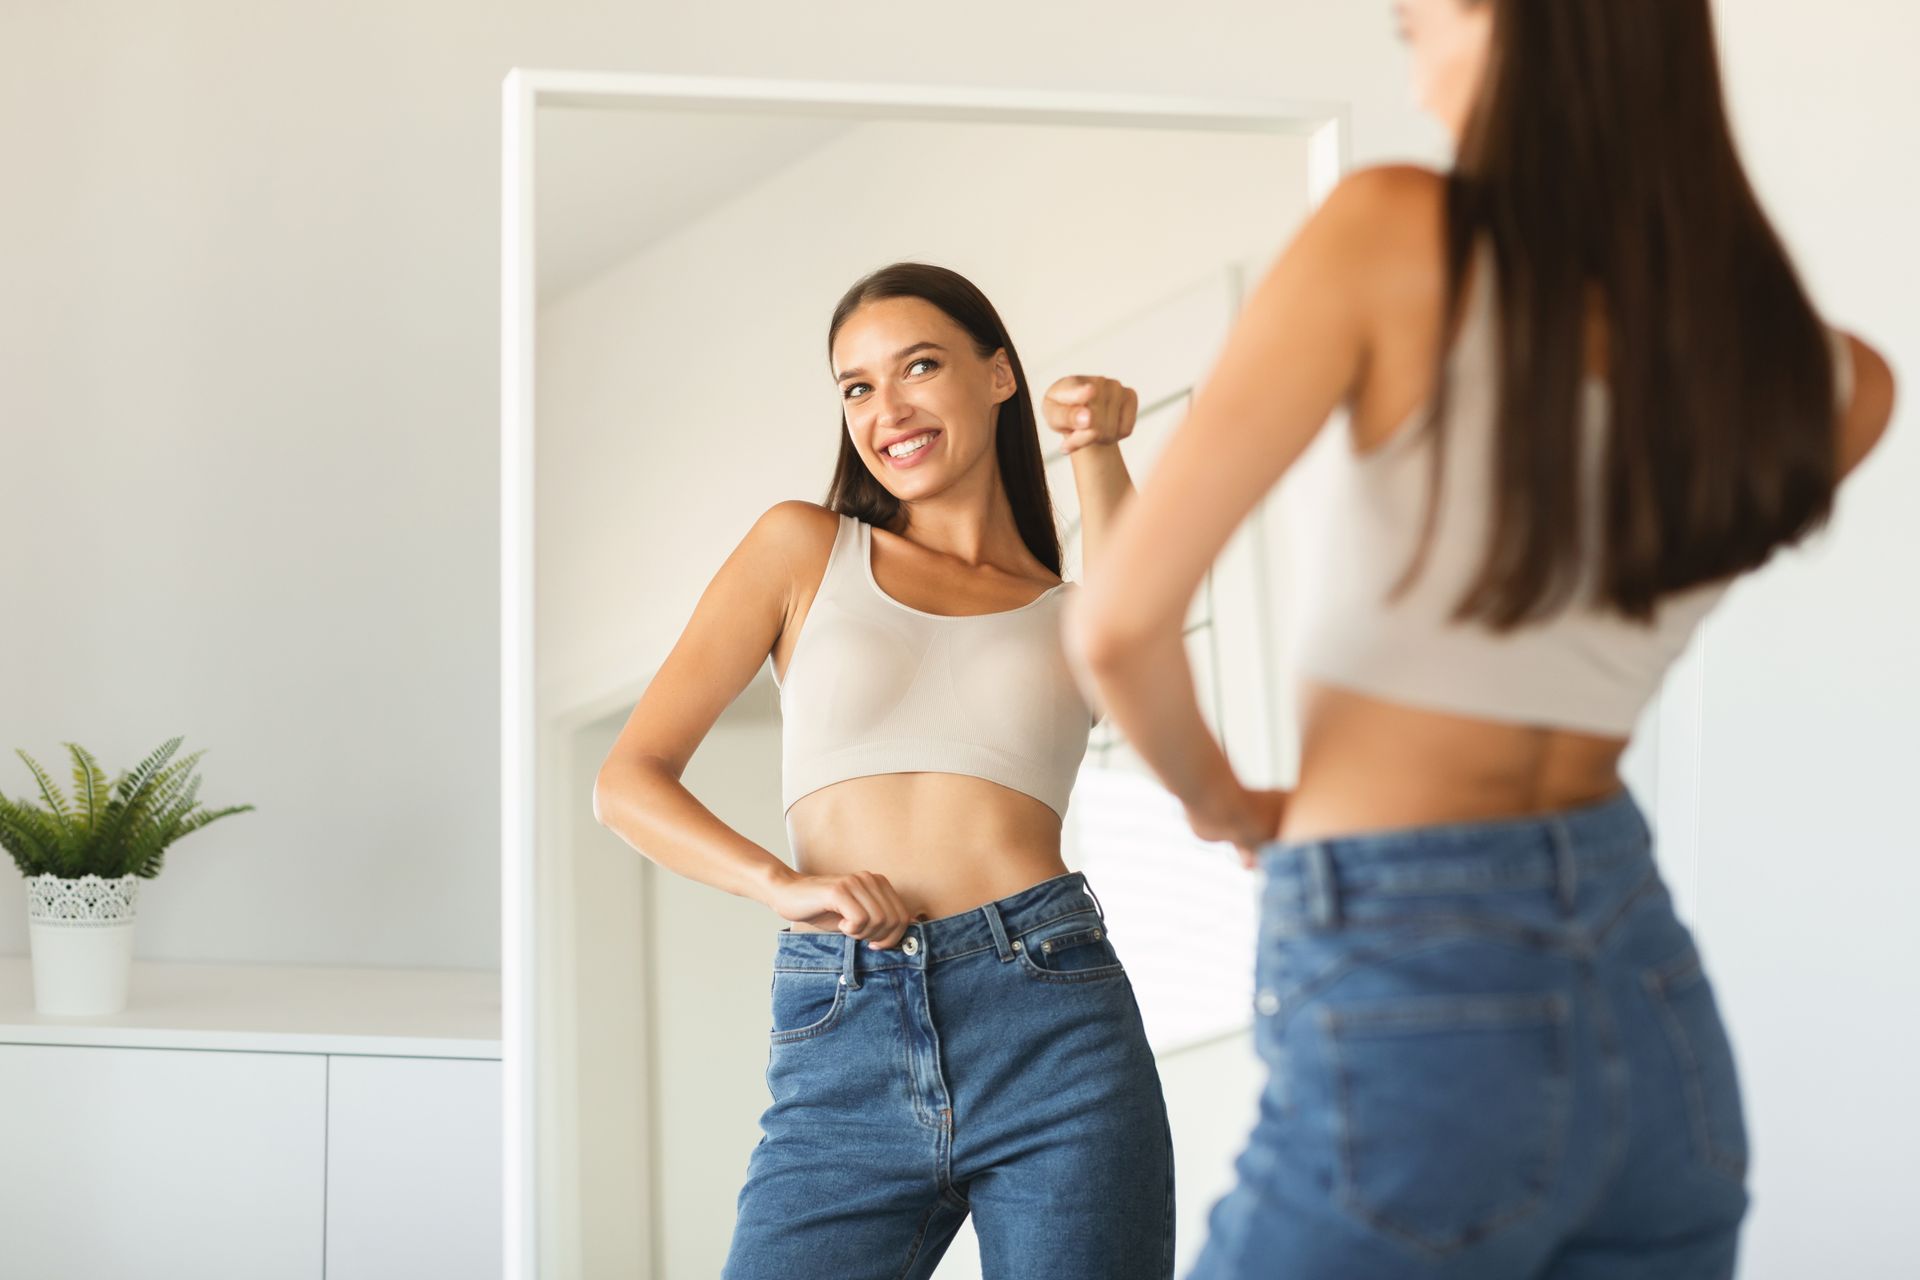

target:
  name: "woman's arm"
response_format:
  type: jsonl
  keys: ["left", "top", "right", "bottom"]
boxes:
{"left": 593, "top": 500, "right": 919, "bottom": 945}
{"left": 1066, "top": 439, "right": 1136, "bottom": 575}
{"left": 1060, "top": 166, "right": 1398, "bottom": 842}
{"left": 1041, "top": 374, "right": 1140, "bottom": 576}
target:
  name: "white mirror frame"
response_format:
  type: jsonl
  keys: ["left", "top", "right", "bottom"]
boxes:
{"left": 499, "top": 66, "right": 1348, "bottom": 1278}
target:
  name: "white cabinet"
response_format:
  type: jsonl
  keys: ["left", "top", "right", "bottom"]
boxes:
{"left": 0, "top": 958, "right": 501, "bottom": 1280}
{"left": 0, "top": 1042, "right": 328, "bottom": 1280}
{"left": 325, "top": 1055, "right": 502, "bottom": 1280}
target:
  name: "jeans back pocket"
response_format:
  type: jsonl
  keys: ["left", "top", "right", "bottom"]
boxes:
{"left": 1642, "top": 943, "right": 1748, "bottom": 1184}
{"left": 1317, "top": 990, "right": 1573, "bottom": 1256}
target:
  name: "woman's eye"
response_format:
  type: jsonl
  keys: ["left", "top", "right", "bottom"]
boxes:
{"left": 841, "top": 358, "right": 937, "bottom": 400}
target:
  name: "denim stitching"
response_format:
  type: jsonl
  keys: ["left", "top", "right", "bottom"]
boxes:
{"left": 1563, "top": 960, "right": 1632, "bottom": 1238}
{"left": 886, "top": 974, "right": 943, "bottom": 1133}
{"left": 1641, "top": 948, "right": 1748, "bottom": 1184}
{"left": 1266, "top": 922, "right": 1579, "bottom": 1037}
{"left": 1589, "top": 866, "right": 1666, "bottom": 948}
{"left": 771, "top": 906, "right": 1104, "bottom": 972}
{"left": 1265, "top": 845, "right": 1643, "bottom": 900}
{"left": 891, "top": 1195, "right": 946, "bottom": 1280}
{"left": 1013, "top": 938, "right": 1127, "bottom": 984}
{"left": 1266, "top": 908, "right": 1579, "bottom": 954}
{"left": 768, "top": 972, "right": 849, "bottom": 1043}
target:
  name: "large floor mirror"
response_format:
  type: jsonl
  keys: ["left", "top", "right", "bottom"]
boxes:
{"left": 502, "top": 68, "right": 1457, "bottom": 1278}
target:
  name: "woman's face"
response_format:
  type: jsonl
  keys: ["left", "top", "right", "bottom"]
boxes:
{"left": 1395, "top": 0, "right": 1493, "bottom": 141}
{"left": 832, "top": 296, "right": 1014, "bottom": 497}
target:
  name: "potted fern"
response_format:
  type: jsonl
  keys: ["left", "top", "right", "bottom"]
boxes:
{"left": 0, "top": 736, "right": 255, "bottom": 1015}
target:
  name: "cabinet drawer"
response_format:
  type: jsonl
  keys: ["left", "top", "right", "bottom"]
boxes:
{"left": 0, "top": 1042, "right": 326, "bottom": 1280}
{"left": 324, "top": 1055, "right": 502, "bottom": 1280}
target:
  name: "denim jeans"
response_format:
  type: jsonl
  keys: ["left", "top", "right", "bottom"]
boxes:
{"left": 722, "top": 869, "right": 1176, "bottom": 1279}
{"left": 1186, "top": 788, "right": 1749, "bottom": 1279}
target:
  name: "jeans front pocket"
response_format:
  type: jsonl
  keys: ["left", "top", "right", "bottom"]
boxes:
{"left": 1013, "top": 909, "right": 1128, "bottom": 983}
{"left": 1642, "top": 942, "right": 1748, "bottom": 1184}
{"left": 768, "top": 968, "right": 848, "bottom": 1043}
{"left": 1316, "top": 990, "right": 1573, "bottom": 1257}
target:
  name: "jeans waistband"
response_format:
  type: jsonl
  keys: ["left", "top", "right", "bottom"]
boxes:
{"left": 773, "top": 869, "right": 1107, "bottom": 988}
{"left": 1257, "top": 787, "right": 1655, "bottom": 926}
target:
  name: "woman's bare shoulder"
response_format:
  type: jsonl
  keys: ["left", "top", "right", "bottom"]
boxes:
{"left": 1321, "top": 163, "right": 1449, "bottom": 233}
{"left": 1310, "top": 164, "right": 1453, "bottom": 300}
{"left": 758, "top": 498, "right": 840, "bottom": 540}
{"left": 753, "top": 500, "right": 842, "bottom": 591}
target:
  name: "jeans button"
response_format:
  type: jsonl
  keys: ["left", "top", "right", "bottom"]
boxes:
{"left": 901, "top": 935, "right": 920, "bottom": 955}
{"left": 1255, "top": 988, "right": 1281, "bottom": 1016}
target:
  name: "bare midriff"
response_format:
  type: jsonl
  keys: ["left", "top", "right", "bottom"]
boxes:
{"left": 779, "top": 679, "right": 1627, "bottom": 933}
{"left": 782, "top": 774, "right": 1071, "bottom": 929}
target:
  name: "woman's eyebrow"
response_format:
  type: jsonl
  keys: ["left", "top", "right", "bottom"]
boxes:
{"left": 836, "top": 341, "right": 946, "bottom": 382}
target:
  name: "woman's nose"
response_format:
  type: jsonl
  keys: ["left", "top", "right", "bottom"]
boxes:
{"left": 870, "top": 384, "right": 911, "bottom": 422}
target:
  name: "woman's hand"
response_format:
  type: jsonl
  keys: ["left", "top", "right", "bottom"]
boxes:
{"left": 765, "top": 870, "right": 922, "bottom": 949}
{"left": 1042, "top": 375, "right": 1138, "bottom": 452}
{"left": 1184, "top": 780, "right": 1291, "bottom": 869}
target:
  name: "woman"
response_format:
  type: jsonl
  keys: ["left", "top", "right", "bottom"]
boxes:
{"left": 591, "top": 262, "right": 1175, "bottom": 1277}
{"left": 1061, "top": 2, "right": 1897, "bottom": 1278}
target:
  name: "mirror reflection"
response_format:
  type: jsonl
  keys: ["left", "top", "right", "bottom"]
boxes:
{"left": 537, "top": 104, "right": 1316, "bottom": 1276}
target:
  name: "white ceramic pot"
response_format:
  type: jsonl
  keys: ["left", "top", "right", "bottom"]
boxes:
{"left": 25, "top": 872, "right": 140, "bottom": 1016}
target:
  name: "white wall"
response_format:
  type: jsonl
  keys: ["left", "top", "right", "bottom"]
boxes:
{"left": 3, "top": 2, "right": 1912, "bottom": 1274}
{"left": 1678, "top": 6, "right": 1920, "bottom": 1272}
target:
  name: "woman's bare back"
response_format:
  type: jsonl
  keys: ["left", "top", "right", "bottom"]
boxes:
{"left": 1280, "top": 170, "right": 1892, "bottom": 843}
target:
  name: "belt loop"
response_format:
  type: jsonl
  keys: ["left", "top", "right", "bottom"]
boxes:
{"left": 1303, "top": 844, "right": 1342, "bottom": 930}
{"left": 1082, "top": 875, "right": 1107, "bottom": 922}
{"left": 1550, "top": 818, "right": 1578, "bottom": 917}
{"left": 840, "top": 931, "right": 862, "bottom": 989}
{"left": 981, "top": 900, "right": 1014, "bottom": 961}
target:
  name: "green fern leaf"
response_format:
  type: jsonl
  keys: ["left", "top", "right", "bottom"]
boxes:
{"left": 14, "top": 749, "right": 75, "bottom": 832}
{"left": 67, "top": 743, "right": 112, "bottom": 831}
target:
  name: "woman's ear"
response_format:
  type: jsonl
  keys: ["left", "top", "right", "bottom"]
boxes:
{"left": 990, "top": 348, "right": 1017, "bottom": 404}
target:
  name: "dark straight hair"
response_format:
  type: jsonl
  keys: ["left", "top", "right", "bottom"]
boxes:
{"left": 823, "top": 261, "right": 1064, "bottom": 576}
{"left": 1398, "top": 0, "right": 1840, "bottom": 627}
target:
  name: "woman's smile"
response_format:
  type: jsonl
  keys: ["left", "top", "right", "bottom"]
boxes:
{"left": 880, "top": 428, "right": 942, "bottom": 467}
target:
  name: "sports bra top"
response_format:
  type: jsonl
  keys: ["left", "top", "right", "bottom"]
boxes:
{"left": 769, "top": 512, "right": 1097, "bottom": 819}
{"left": 1294, "top": 236, "right": 1856, "bottom": 737}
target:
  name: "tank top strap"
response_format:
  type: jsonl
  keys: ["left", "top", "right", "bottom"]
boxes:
{"left": 813, "top": 511, "right": 862, "bottom": 605}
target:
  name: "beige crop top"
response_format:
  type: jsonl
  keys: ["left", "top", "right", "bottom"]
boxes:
{"left": 1295, "top": 237, "right": 1856, "bottom": 737}
{"left": 770, "top": 512, "right": 1097, "bottom": 819}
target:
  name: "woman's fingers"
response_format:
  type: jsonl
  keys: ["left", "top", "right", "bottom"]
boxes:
{"left": 810, "top": 871, "right": 916, "bottom": 948}
{"left": 833, "top": 880, "right": 875, "bottom": 939}
{"left": 833, "top": 872, "right": 909, "bottom": 948}
{"left": 865, "top": 873, "right": 911, "bottom": 949}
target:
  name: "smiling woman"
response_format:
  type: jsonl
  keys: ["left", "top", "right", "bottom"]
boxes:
{"left": 591, "top": 256, "right": 1181, "bottom": 1276}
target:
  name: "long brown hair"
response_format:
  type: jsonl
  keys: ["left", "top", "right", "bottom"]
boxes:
{"left": 1398, "top": 0, "right": 1840, "bottom": 627}
{"left": 824, "top": 262, "right": 1064, "bottom": 576}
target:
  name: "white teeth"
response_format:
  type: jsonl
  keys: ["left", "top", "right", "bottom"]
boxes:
{"left": 886, "top": 432, "right": 936, "bottom": 459}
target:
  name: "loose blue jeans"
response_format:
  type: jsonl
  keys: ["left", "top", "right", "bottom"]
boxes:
{"left": 1186, "top": 788, "right": 1750, "bottom": 1279}
{"left": 722, "top": 869, "right": 1176, "bottom": 1279}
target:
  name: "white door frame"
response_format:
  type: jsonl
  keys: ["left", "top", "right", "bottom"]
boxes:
{"left": 501, "top": 66, "right": 1350, "bottom": 1279}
